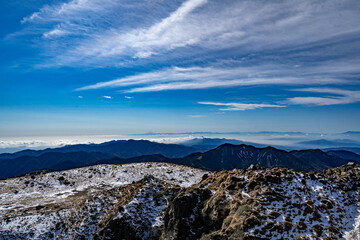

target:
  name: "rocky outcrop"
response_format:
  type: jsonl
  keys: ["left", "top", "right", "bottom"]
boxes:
{"left": 162, "top": 164, "right": 360, "bottom": 239}
{"left": 95, "top": 176, "right": 180, "bottom": 240}
{"left": 0, "top": 162, "right": 359, "bottom": 240}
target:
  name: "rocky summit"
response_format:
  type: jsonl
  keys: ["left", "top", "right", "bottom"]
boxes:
{"left": 0, "top": 162, "right": 359, "bottom": 240}
{"left": 164, "top": 164, "right": 360, "bottom": 240}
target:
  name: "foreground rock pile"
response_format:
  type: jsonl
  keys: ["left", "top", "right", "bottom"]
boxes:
{"left": 0, "top": 163, "right": 359, "bottom": 239}
{"left": 164, "top": 164, "right": 360, "bottom": 239}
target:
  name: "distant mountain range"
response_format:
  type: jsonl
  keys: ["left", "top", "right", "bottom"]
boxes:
{"left": 178, "top": 144, "right": 357, "bottom": 172}
{"left": 0, "top": 140, "right": 196, "bottom": 160}
{"left": 1, "top": 139, "right": 359, "bottom": 179}
{"left": 178, "top": 144, "right": 311, "bottom": 172}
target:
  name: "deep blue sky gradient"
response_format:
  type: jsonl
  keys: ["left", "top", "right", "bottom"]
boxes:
{"left": 1, "top": 0, "right": 360, "bottom": 139}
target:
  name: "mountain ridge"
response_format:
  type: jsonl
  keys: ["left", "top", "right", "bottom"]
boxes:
{"left": 179, "top": 143, "right": 313, "bottom": 172}
{"left": 0, "top": 139, "right": 197, "bottom": 160}
{"left": 1, "top": 140, "right": 359, "bottom": 179}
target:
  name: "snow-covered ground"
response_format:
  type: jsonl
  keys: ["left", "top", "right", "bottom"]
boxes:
{"left": 230, "top": 169, "right": 360, "bottom": 239}
{"left": 0, "top": 162, "right": 209, "bottom": 239}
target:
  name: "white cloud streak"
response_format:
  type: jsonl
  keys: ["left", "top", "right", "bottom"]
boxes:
{"left": 21, "top": 0, "right": 120, "bottom": 40}
{"left": 17, "top": 0, "right": 360, "bottom": 68}
{"left": 77, "top": 64, "right": 353, "bottom": 93}
{"left": 102, "top": 95, "right": 112, "bottom": 99}
{"left": 287, "top": 88, "right": 360, "bottom": 106}
{"left": 43, "top": 28, "right": 68, "bottom": 38}
{"left": 64, "top": 0, "right": 208, "bottom": 61}
{"left": 198, "top": 101, "right": 285, "bottom": 111}
{"left": 128, "top": 0, "right": 208, "bottom": 58}
{"left": 22, "top": 0, "right": 115, "bottom": 23}
{"left": 199, "top": 88, "right": 360, "bottom": 111}
{"left": 12, "top": 0, "right": 360, "bottom": 106}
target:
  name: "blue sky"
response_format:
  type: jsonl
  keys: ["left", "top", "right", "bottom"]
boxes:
{"left": 1, "top": 0, "right": 360, "bottom": 141}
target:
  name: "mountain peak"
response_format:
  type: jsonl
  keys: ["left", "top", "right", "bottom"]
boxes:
{"left": 181, "top": 143, "right": 311, "bottom": 172}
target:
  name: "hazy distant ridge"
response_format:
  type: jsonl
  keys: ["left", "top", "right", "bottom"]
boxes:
{"left": 1, "top": 140, "right": 359, "bottom": 179}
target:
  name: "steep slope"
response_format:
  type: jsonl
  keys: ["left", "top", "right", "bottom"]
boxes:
{"left": 179, "top": 144, "right": 312, "bottom": 172}
{"left": 94, "top": 176, "right": 177, "bottom": 240}
{"left": 0, "top": 140, "right": 197, "bottom": 160}
{"left": 290, "top": 149, "right": 350, "bottom": 171}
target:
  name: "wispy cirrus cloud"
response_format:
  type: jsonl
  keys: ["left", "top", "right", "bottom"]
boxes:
{"left": 198, "top": 88, "right": 360, "bottom": 111}
{"left": 52, "top": 0, "right": 209, "bottom": 64}
{"left": 287, "top": 88, "right": 360, "bottom": 106}
{"left": 22, "top": 0, "right": 117, "bottom": 24}
{"left": 15, "top": 0, "right": 360, "bottom": 69}
{"left": 198, "top": 102, "right": 284, "bottom": 111}
{"left": 43, "top": 28, "right": 68, "bottom": 38}
{"left": 20, "top": 0, "right": 356, "bottom": 94}
{"left": 18, "top": 0, "right": 209, "bottom": 65}
{"left": 21, "top": 0, "right": 119, "bottom": 40}
{"left": 102, "top": 95, "right": 112, "bottom": 99}
{"left": 9, "top": 0, "right": 360, "bottom": 111}
{"left": 77, "top": 61, "right": 356, "bottom": 93}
